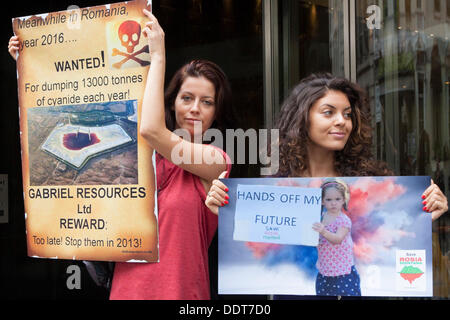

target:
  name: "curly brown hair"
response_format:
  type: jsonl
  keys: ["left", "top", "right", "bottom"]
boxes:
{"left": 274, "top": 73, "right": 391, "bottom": 177}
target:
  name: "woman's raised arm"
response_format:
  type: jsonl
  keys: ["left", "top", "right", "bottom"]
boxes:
{"left": 140, "top": 9, "right": 227, "bottom": 183}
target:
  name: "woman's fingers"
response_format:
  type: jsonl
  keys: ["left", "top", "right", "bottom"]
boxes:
{"left": 422, "top": 180, "right": 448, "bottom": 221}
{"left": 428, "top": 200, "right": 445, "bottom": 220}
{"left": 205, "top": 185, "right": 227, "bottom": 215}
{"left": 8, "top": 35, "right": 18, "bottom": 44}
{"left": 144, "top": 21, "right": 154, "bottom": 29}
{"left": 428, "top": 195, "right": 448, "bottom": 221}
{"left": 143, "top": 8, "right": 157, "bottom": 21}
{"left": 8, "top": 36, "right": 18, "bottom": 46}
{"left": 210, "top": 172, "right": 230, "bottom": 203}
{"left": 208, "top": 184, "right": 228, "bottom": 204}
{"left": 213, "top": 175, "right": 229, "bottom": 191}
{"left": 142, "top": 9, "right": 162, "bottom": 32}
{"left": 142, "top": 9, "right": 165, "bottom": 58}
{"left": 8, "top": 35, "right": 19, "bottom": 60}
{"left": 205, "top": 193, "right": 222, "bottom": 215}
{"left": 205, "top": 171, "right": 230, "bottom": 215}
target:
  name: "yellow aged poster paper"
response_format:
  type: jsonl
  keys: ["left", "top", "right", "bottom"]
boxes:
{"left": 12, "top": 0, "right": 158, "bottom": 262}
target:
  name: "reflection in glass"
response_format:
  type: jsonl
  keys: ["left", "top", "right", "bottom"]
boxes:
{"left": 356, "top": 0, "right": 449, "bottom": 298}
{"left": 279, "top": 0, "right": 345, "bottom": 101}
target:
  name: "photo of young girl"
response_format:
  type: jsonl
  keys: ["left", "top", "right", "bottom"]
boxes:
{"left": 312, "top": 178, "right": 361, "bottom": 296}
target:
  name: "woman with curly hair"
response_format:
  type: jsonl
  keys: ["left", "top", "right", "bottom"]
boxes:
{"left": 205, "top": 73, "right": 447, "bottom": 298}
{"left": 206, "top": 73, "right": 447, "bottom": 220}
{"left": 274, "top": 73, "right": 390, "bottom": 178}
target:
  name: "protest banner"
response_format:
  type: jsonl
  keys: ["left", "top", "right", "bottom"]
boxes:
{"left": 219, "top": 176, "right": 433, "bottom": 297}
{"left": 12, "top": 0, "right": 158, "bottom": 262}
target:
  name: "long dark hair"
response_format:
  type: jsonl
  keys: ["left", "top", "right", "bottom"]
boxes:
{"left": 164, "top": 59, "right": 236, "bottom": 134}
{"left": 275, "top": 73, "right": 391, "bottom": 177}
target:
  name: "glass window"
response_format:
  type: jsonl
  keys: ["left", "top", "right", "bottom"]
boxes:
{"left": 278, "top": 0, "right": 345, "bottom": 103}
{"left": 276, "top": 0, "right": 449, "bottom": 299}
{"left": 159, "top": 0, "right": 264, "bottom": 178}
{"left": 156, "top": 0, "right": 264, "bottom": 300}
{"left": 356, "top": 0, "right": 449, "bottom": 298}
{"left": 434, "top": 0, "right": 440, "bottom": 13}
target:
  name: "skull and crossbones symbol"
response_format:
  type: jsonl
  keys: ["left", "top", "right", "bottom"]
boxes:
{"left": 112, "top": 20, "right": 150, "bottom": 69}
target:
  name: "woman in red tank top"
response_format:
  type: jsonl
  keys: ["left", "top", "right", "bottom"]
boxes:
{"left": 109, "top": 9, "right": 235, "bottom": 300}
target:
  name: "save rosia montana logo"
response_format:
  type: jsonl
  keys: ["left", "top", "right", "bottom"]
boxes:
{"left": 396, "top": 250, "right": 427, "bottom": 291}
{"left": 399, "top": 265, "right": 424, "bottom": 284}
